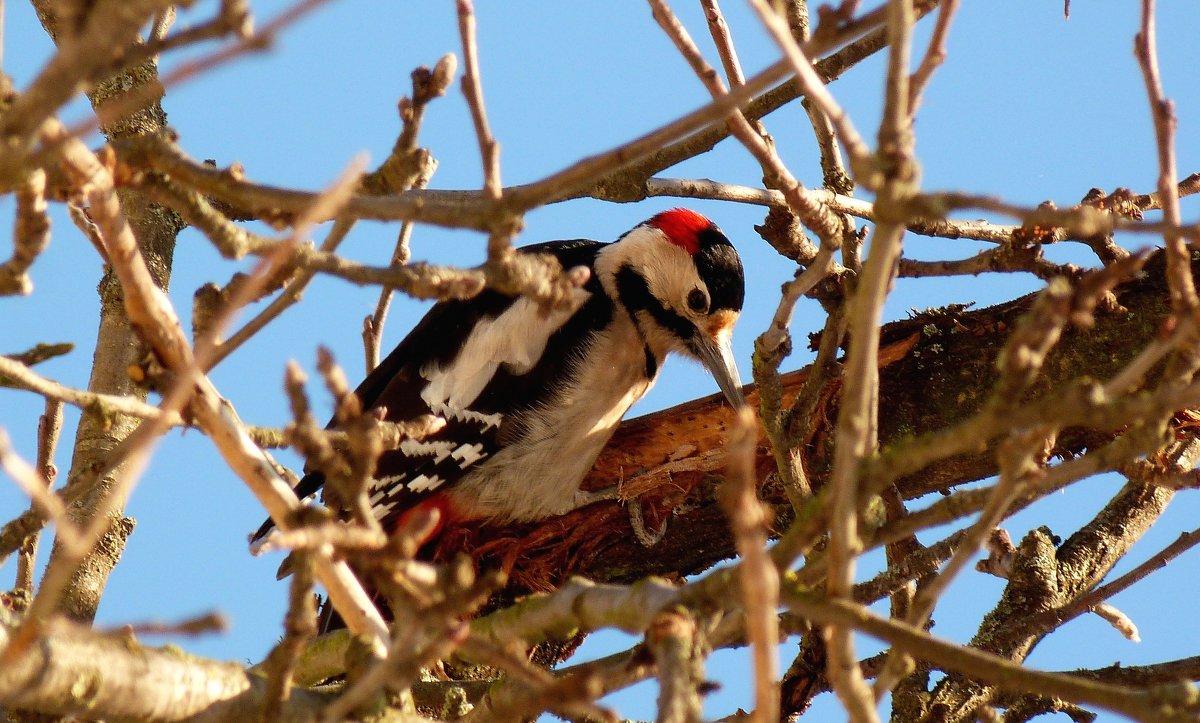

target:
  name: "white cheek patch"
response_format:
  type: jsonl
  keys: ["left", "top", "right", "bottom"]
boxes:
{"left": 420, "top": 292, "right": 588, "bottom": 412}
{"left": 596, "top": 225, "right": 706, "bottom": 332}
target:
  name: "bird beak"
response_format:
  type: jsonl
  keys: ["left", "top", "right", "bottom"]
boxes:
{"left": 690, "top": 328, "right": 745, "bottom": 408}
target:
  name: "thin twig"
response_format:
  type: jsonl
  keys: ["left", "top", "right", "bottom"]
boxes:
{"left": 103, "top": 611, "right": 229, "bottom": 638}
{"left": 205, "top": 157, "right": 366, "bottom": 368}
{"left": 1037, "top": 525, "right": 1200, "bottom": 631}
{"left": 148, "top": 6, "right": 176, "bottom": 43}
{"left": 14, "top": 399, "right": 63, "bottom": 595}
{"left": 821, "top": 0, "right": 919, "bottom": 717}
{"left": 721, "top": 406, "right": 780, "bottom": 722}
{"left": 906, "top": 0, "right": 959, "bottom": 114}
{"left": 647, "top": 0, "right": 843, "bottom": 246}
{"left": 457, "top": 636, "right": 615, "bottom": 723}
{"left": 0, "top": 354, "right": 182, "bottom": 425}
{"left": 359, "top": 54, "right": 452, "bottom": 370}
{"left": 364, "top": 167, "right": 436, "bottom": 373}
{"left": 56, "top": 0, "right": 333, "bottom": 146}
{"left": 897, "top": 248, "right": 1078, "bottom": 281}
{"left": 37, "top": 119, "right": 390, "bottom": 653}
{"left": 745, "top": 0, "right": 874, "bottom": 182}
{"left": 258, "top": 551, "right": 317, "bottom": 722}
{"left": 824, "top": 224, "right": 904, "bottom": 723}
{"left": 0, "top": 169, "right": 49, "bottom": 296}
{"left": 455, "top": 0, "right": 501, "bottom": 203}
{"left": 0, "top": 427, "right": 82, "bottom": 559}
{"left": 803, "top": 96, "right": 854, "bottom": 193}
{"left": 701, "top": 0, "right": 747, "bottom": 86}
{"left": 649, "top": 609, "right": 704, "bottom": 723}
{"left": 1134, "top": 0, "right": 1198, "bottom": 314}
{"left": 642, "top": 176, "right": 1015, "bottom": 242}
{"left": 0, "top": 342, "right": 73, "bottom": 368}
{"left": 250, "top": 522, "right": 387, "bottom": 556}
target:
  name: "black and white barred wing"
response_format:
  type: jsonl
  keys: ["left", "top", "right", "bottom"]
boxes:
{"left": 362, "top": 409, "right": 502, "bottom": 523}
{"left": 357, "top": 240, "right": 602, "bottom": 526}
{"left": 251, "top": 240, "right": 602, "bottom": 542}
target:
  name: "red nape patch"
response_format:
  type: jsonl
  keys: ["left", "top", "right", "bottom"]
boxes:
{"left": 648, "top": 208, "right": 712, "bottom": 255}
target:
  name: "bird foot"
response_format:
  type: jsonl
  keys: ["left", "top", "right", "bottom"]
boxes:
{"left": 569, "top": 486, "right": 668, "bottom": 546}
{"left": 570, "top": 485, "right": 621, "bottom": 508}
{"left": 627, "top": 498, "right": 669, "bottom": 547}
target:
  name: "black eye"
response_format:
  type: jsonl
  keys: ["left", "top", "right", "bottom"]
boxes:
{"left": 686, "top": 288, "right": 708, "bottom": 313}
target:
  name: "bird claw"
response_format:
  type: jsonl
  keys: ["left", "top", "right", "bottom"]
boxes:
{"left": 626, "top": 498, "right": 669, "bottom": 547}
{"left": 569, "top": 486, "right": 668, "bottom": 546}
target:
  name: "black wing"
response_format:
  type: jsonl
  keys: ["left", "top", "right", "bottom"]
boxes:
{"left": 251, "top": 239, "right": 606, "bottom": 541}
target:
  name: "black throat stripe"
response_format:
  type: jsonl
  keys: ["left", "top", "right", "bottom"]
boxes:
{"left": 643, "top": 345, "right": 658, "bottom": 379}
{"left": 615, "top": 264, "right": 695, "bottom": 345}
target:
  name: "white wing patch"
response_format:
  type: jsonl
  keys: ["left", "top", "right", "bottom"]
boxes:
{"left": 426, "top": 401, "right": 503, "bottom": 431}
{"left": 365, "top": 438, "right": 492, "bottom": 520}
{"left": 451, "top": 443, "right": 486, "bottom": 466}
{"left": 419, "top": 293, "right": 588, "bottom": 413}
{"left": 369, "top": 477, "right": 408, "bottom": 519}
{"left": 397, "top": 439, "right": 456, "bottom": 459}
{"left": 407, "top": 474, "right": 443, "bottom": 493}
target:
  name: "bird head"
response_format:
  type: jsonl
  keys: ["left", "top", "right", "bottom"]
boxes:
{"left": 597, "top": 208, "right": 746, "bottom": 406}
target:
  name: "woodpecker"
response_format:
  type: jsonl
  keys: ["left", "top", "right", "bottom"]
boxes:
{"left": 252, "top": 208, "right": 745, "bottom": 547}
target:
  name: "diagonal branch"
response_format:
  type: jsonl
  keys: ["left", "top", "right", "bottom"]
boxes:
{"left": 41, "top": 120, "right": 390, "bottom": 651}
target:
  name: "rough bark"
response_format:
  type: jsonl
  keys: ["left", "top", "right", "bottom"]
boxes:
{"left": 1, "top": 251, "right": 1192, "bottom": 722}
{"left": 426, "top": 251, "right": 1180, "bottom": 596}
{"left": 31, "top": 0, "right": 184, "bottom": 623}
{"left": 0, "top": 620, "right": 334, "bottom": 722}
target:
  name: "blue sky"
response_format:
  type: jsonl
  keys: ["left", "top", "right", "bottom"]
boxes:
{"left": 2, "top": 2, "right": 1199, "bottom": 720}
